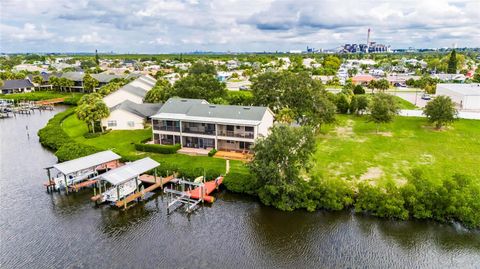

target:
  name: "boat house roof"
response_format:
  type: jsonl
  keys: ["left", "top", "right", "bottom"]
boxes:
{"left": 99, "top": 157, "right": 159, "bottom": 186}
{"left": 53, "top": 150, "right": 121, "bottom": 175}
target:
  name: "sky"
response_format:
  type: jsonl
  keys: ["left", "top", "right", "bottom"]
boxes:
{"left": 1, "top": 0, "right": 479, "bottom": 53}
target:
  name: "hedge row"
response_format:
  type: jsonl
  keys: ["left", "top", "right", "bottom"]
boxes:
{"left": 134, "top": 143, "right": 181, "bottom": 154}
{"left": 38, "top": 107, "right": 101, "bottom": 161}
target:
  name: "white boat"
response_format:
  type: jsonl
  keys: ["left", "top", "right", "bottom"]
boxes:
{"left": 101, "top": 179, "right": 140, "bottom": 203}
{"left": 53, "top": 170, "right": 97, "bottom": 190}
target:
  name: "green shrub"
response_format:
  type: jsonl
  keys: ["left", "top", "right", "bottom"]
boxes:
{"left": 55, "top": 142, "right": 101, "bottom": 162}
{"left": 38, "top": 108, "right": 76, "bottom": 150}
{"left": 208, "top": 148, "right": 217, "bottom": 157}
{"left": 223, "top": 170, "right": 258, "bottom": 195}
{"left": 134, "top": 143, "right": 180, "bottom": 154}
{"left": 83, "top": 130, "right": 111, "bottom": 139}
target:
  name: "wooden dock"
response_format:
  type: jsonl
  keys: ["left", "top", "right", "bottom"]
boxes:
{"left": 35, "top": 98, "right": 65, "bottom": 106}
{"left": 69, "top": 179, "right": 98, "bottom": 192}
{"left": 115, "top": 175, "right": 175, "bottom": 208}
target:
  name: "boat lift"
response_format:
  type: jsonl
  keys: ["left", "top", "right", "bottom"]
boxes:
{"left": 44, "top": 150, "right": 121, "bottom": 194}
{"left": 164, "top": 176, "right": 223, "bottom": 214}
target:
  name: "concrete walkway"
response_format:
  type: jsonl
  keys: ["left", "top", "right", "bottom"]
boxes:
{"left": 399, "top": 109, "right": 480, "bottom": 120}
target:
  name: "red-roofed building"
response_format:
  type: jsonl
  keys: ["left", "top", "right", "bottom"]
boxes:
{"left": 352, "top": 74, "right": 375, "bottom": 85}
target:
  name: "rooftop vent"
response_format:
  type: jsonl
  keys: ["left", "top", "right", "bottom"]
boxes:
{"left": 209, "top": 105, "right": 216, "bottom": 108}
{"left": 181, "top": 99, "right": 188, "bottom": 102}
{"left": 243, "top": 107, "right": 251, "bottom": 110}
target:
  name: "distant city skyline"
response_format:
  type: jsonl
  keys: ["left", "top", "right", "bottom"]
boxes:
{"left": 1, "top": 0, "right": 479, "bottom": 53}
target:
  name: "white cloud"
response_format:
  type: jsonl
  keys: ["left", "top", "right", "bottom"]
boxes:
{"left": 0, "top": 0, "right": 478, "bottom": 52}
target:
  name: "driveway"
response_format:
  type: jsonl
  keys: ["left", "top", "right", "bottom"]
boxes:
{"left": 392, "top": 90, "right": 429, "bottom": 108}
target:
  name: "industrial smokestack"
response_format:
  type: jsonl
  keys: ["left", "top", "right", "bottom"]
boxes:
{"left": 366, "top": 28, "right": 371, "bottom": 53}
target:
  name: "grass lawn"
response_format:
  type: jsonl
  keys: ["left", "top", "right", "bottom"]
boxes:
{"left": 312, "top": 115, "right": 480, "bottom": 187}
{"left": 61, "top": 114, "right": 248, "bottom": 176}
{"left": 0, "top": 91, "right": 83, "bottom": 104}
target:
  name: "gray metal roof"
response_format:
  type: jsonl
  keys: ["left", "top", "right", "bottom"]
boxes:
{"left": 436, "top": 83, "right": 480, "bottom": 96}
{"left": 121, "top": 84, "right": 149, "bottom": 97}
{"left": 99, "top": 157, "right": 160, "bottom": 185}
{"left": 53, "top": 150, "right": 121, "bottom": 175}
{"left": 156, "top": 98, "right": 208, "bottom": 114}
{"left": 1, "top": 79, "right": 34, "bottom": 90}
{"left": 153, "top": 98, "right": 269, "bottom": 123}
{"left": 110, "top": 100, "right": 163, "bottom": 118}
{"left": 61, "top": 72, "right": 84, "bottom": 81}
{"left": 91, "top": 73, "right": 122, "bottom": 83}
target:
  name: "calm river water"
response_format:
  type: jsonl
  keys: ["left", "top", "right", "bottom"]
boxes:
{"left": 1, "top": 106, "right": 479, "bottom": 269}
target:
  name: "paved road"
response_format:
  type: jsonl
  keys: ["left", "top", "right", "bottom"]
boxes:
{"left": 226, "top": 80, "right": 251, "bottom": 91}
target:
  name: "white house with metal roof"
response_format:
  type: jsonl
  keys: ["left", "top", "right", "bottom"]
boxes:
{"left": 101, "top": 100, "right": 162, "bottom": 130}
{"left": 103, "top": 75, "right": 156, "bottom": 107}
{"left": 151, "top": 98, "right": 274, "bottom": 152}
{"left": 436, "top": 83, "right": 480, "bottom": 110}
{"left": 101, "top": 75, "right": 158, "bottom": 130}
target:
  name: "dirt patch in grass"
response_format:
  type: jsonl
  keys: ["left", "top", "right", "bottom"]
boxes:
{"left": 419, "top": 153, "right": 435, "bottom": 165}
{"left": 359, "top": 167, "right": 384, "bottom": 181}
{"left": 422, "top": 125, "right": 454, "bottom": 132}
{"left": 376, "top": 131, "right": 393, "bottom": 137}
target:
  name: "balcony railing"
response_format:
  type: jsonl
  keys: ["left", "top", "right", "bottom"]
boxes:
{"left": 154, "top": 125, "right": 180, "bottom": 132}
{"left": 218, "top": 130, "right": 254, "bottom": 139}
{"left": 182, "top": 127, "right": 215, "bottom": 135}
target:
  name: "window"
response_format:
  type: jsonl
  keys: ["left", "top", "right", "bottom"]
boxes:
{"left": 245, "top": 126, "right": 254, "bottom": 132}
{"left": 107, "top": 120, "right": 117, "bottom": 127}
{"left": 227, "top": 125, "right": 234, "bottom": 131}
{"left": 127, "top": 121, "right": 135, "bottom": 127}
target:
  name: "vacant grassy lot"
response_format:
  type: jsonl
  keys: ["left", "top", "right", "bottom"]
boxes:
{"left": 61, "top": 114, "right": 247, "bottom": 176}
{"left": 312, "top": 115, "right": 480, "bottom": 187}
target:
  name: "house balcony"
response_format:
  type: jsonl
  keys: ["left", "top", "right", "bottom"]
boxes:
{"left": 217, "top": 130, "right": 254, "bottom": 139}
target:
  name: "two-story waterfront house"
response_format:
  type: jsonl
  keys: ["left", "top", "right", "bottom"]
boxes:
{"left": 151, "top": 98, "right": 274, "bottom": 152}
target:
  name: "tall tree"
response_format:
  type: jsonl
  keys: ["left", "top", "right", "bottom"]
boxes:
{"left": 144, "top": 80, "right": 173, "bottom": 103}
{"left": 375, "top": 79, "right": 390, "bottom": 92}
{"left": 188, "top": 61, "right": 217, "bottom": 76}
{"left": 95, "top": 49, "right": 99, "bottom": 65}
{"left": 447, "top": 49, "right": 458, "bottom": 74}
{"left": 423, "top": 96, "right": 458, "bottom": 129}
{"left": 173, "top": 74, "right": 226, "bottom": 101}
{"left": 249, "top": 125, "right": 316, "bottom": 211}
{"left": 76, "top": 93, "right": 110, "bottom": 133}
{"left": 83, "top": 73, "right": 99, "bottom": 93}
{"left": 368, "top": 93, "right": 399, "bottom": 132}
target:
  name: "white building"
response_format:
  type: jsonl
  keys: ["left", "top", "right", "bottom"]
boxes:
{"left": 436, "top": 84, "right": 480, "bottom": 110}
{"left": 151, "top": 98, "right": 275, "bottom": 152}
{"left": 101, "top": 100, "right": 162, "bottom": 130}
{"left": 103, "top": 75, "right": 156, "bottom": 107}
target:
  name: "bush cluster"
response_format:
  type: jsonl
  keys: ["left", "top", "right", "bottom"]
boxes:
{"left": 134, "top": 143, "right": 181, "bottom": 154}
{"left": 38, "top": 107, "right": 101, "bottom": 161}
{"left": 208, "top": 148, "right": 217, "bottom": 157}
{"left": 223, "top": 169, "right": 479, "bottom": 229}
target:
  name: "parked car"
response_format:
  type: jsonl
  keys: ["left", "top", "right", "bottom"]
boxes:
{"left": 421, "top": 93, "right": 432, "bottom": 100}
{"left": 239, "top": 85, "right": 250, "bottom": 91}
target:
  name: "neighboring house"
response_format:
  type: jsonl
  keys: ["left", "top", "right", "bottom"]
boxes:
{"left": 436, "top": 83, "right": 480, "bottom": 110}
{"left": 386, "top": 74, "right": 420, "bottom": 86}
{"left": 27, "top": 73, "right": 61, "bottom": 90}
{"left": 61, "top": 72, "right": 125, "bottom": 92}
{"left": 101, "top": 100, "right": 163, "bottom": 130}
{"left": 432, "top": 74, "right": 467, "bottom": 83}
{"left": 103, "top": 75, "right": 156, "bottom": 107}
{"left": 1, "top": 79, "right": 35, "bottom": 94}
{"left": 151, "top": 98, "right": 275, "bottom": 152}
{"left": 352, "top": 74, "right": 375, "bottom": 85}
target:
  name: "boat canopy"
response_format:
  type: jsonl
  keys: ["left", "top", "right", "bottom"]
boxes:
{"left": 53, "top": 150, "right": 121, "bottom": 175}
{"left": 99, "top": 157, "right": 159, "bottom": 186}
